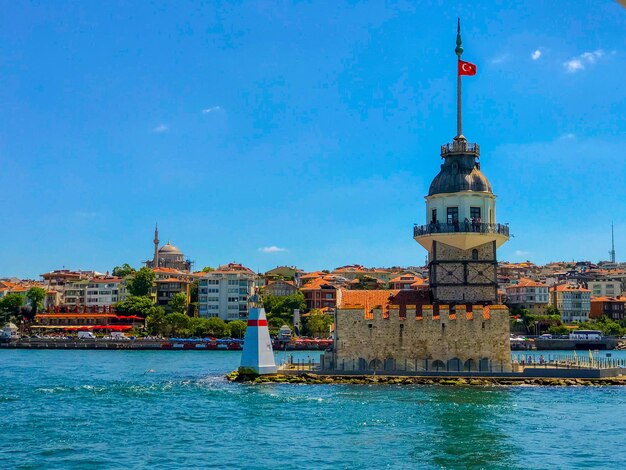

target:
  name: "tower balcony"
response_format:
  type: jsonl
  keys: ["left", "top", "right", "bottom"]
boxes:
{"left": 414, "top": 222, "right": 509, "bottom": 251}
{"left": 440, "top": 140, "right": 480, "bottom": 157}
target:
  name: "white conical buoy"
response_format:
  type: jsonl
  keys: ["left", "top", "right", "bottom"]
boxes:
{"left": 239, "top": 293, "right": 277, "bottom": 375}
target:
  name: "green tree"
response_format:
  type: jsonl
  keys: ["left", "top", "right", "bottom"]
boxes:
{"left": 145, "top": 306, "right": 167, "bottom": 335}
{"left": 205, "top": 317, "right": 230, "bottom": 338}
{"left": 112, "top": 263, "right": 136, "bottom": 278}
{"left": 201, "top": 266, "right": 215, "bottom": 272}
{"left": 168, "top": 293, "right": 187, "bottom": 315}
{"left": 0, "top": 293, "right": 24, "bottom": 323}
{"left": 26, "top": 287, "right": 47, "bottom": 317}
{"left": 189, "top": 280, "right": 199, "bottom": 303}
{"left": 545, "top": 305, "right": 560, "bottom": 316}
{"left": 165, "top": 312, "right": 191, "bottom": 336}
{"left": 548, "top": 324, "right": 570, "bottom": 335}
{"left": 263, "top": 292, "right": 306, "bottom": 330}
{"left": 114, "top": 295, "right": 157, "bottom": 317}
{"left": 305, "top": 312, "right": 333, "bottom": 338}
{"left": 127, "top": 267, "right": 156, "bottom": 297}
{"left": 228, "top": 320, "right": 247, "bottom": 339}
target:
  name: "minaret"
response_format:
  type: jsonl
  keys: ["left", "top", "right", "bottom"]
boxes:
{"left": 413, "top": 21, "right": 509, "bottom": 305}
{"left": 153, "top": 223, "right": 160, "bottom": 268}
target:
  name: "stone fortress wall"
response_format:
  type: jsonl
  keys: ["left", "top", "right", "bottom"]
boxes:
{"left": 331, "top": 304, "right": 511, "bottom": 372}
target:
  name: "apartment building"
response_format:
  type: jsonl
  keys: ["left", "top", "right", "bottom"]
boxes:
{"left": 505, "top": 278, "right": 549, "bottom": 315}
{"left": 197, "top": 263, "right": 257, "bottom": 321}
{"left": 550, "top": 284, "right": 591, "bottom": 323}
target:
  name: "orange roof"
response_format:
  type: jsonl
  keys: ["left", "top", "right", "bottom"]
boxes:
{"left": 591, "top": 296, "right": 626, "bottom": 303}
{"left": 551, "top": 284, "right": 591, "bottom": 292}
{"left": 152, "top": 267, "right": 184, "bottom": 274}
{"left": 300, "top": 277, "right": 338, "bottom": 291}
{"left": 301, "top": 271, "right": 325, "bottom": 279}
{"left": 213, "top": 263, "right": 255, "bottom": 274}
{"left": 390, "top": 274, "right": 424, "bottom": 284}
{"left": 339, "top": 289, "right": 400, "bottom": 309}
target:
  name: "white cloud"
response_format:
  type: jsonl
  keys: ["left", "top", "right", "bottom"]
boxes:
{"left": 490, "top": 53, "right": 510, "bottom": 65}
{"left": 258, "top": 246, "right": 287, "bottom": 253}
{"left": 202, "top": 106, "right": 221, "bottom": 114}
{"left": 152, "top": 124, "right": 168, "bottom": 133}
{"left": 563, "top": 49, "right": 605, "bottom": 72}
{"left": 531, "top": 49, "right": 542, "bottom": 60}
{"left": 515, "top": 250, "right": 530, "bottom": 257}
{"left": 559, "top": 133, "right": 576, "bottom": 140}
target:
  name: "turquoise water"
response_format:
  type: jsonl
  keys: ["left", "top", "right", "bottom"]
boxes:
{"left": 2, "top": 350, "right": 626, "bottom": 469}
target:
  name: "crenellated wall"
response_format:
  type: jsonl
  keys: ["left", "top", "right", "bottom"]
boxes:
{"left": 332, "top": 304, "right": 511, "bottom": 372}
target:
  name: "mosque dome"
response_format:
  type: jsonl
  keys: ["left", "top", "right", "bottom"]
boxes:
{"left": 159, "top": 241, "right": 182, "bottom": 254}
{"left": 428, "top": 154, "right": 492, "bottom": 196}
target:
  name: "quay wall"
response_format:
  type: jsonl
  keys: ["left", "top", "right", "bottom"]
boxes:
{"left": 333, "top": 304, "right": 511, "bottom": 372}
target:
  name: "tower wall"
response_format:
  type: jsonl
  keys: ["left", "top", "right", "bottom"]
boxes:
{"left": 430, "top": 240, "right": 497, "bottom": 304}
{"left": 333, "top": 304, "right": 511, "bottom": 372}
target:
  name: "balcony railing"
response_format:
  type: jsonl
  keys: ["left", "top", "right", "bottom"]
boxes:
{"left": 440, "top": 140, "right": 480, "bottom": 157}
{"left": 414, "top": 222, "right": 509, "bottom": 237}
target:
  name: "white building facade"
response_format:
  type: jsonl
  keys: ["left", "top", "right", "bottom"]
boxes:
{"left": 197, "top": 264, "right": 258, "bottom": 321}
{"left": 588, "top": 280, "right": 623, "bottom": 298}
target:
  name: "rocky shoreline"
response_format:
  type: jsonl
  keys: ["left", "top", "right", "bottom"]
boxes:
{"left": 227, "top": 371, "right": 626, "bottom": 386}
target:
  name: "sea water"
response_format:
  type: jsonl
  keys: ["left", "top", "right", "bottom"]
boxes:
{"left": 1, "top": 349, "right": 626, "bottom": 469}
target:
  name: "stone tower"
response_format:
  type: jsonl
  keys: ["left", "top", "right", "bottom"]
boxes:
{"left": 413, "top": 20, "right": 509, "bottom": 306}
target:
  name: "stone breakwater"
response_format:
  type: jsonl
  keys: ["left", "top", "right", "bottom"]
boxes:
{"left": 227, "top": 371, "right": 626, "bottom": 386}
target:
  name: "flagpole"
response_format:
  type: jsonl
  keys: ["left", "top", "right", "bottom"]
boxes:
{"left": 455, "top": 18, "right": 463, "bottom": 139}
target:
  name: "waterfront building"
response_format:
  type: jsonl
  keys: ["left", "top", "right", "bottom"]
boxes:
{"left": 300, "top": 277, "right": 341, "bottom": 311}
{"left": 85, "top": 276, "right": 121, "bottom": 307}
{"left": 197, "top": 263, "right": 257, "bottom": 321}
{"left": 152, "top": 267, "right": 191, "bottom": 308}
{"left": 588, "top": 279, "right": 623, "bottom": 298}
{"left": 145, "top": 225, "right": 192, "bottom": 272}
{"left": 550, "top": 284, "right": 591, "bottom": 323}
{"left": 330, "top": 22, "right": 511, "bottom": 373}
{"left": 389, "top": 274, "right": 426, "bottom": 290}
{"left": 264, "top": 279, "right": 298, "bottom": 297}
{"left": 589, "top": 296, "right": 626, "bottom": 321}
{"left": 505, "top": 278, "right": 549, "bottom": 315}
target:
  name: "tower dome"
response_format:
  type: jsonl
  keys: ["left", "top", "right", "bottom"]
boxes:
{"left": 428, "top": 150, "right": 492, "bottom": 196}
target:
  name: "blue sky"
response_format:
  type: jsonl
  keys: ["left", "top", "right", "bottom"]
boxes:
{"left": 1, "top": 1, "right": 625, "bottom": 278}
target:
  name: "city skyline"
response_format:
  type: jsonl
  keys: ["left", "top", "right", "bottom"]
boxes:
{"left": 1, "top": 1, "right": 625, "bottom": 278}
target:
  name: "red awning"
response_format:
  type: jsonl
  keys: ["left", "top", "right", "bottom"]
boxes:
{"left": 115, "top": 316, "right": 144, "bottom": 320}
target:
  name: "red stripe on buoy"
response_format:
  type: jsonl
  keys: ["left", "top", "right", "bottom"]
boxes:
{"left": 247, "top": 319, "right": 267, "bottom": 327}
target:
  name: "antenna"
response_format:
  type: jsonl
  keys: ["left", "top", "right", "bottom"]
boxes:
{"left": 609, "top": 222, "right": 616, "bottom": 263}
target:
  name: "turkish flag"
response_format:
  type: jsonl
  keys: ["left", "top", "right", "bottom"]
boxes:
{"left": 458, "top": 60, "right": 477, "bottom": 76}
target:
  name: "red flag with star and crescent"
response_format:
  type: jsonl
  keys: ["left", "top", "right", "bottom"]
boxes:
{"left": 458, "top": 60, "right": 477, "bottom": 76}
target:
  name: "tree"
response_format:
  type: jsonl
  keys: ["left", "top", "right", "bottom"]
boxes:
{"left": 145, "top": 307, "right": 166, "bottom": 336}
{"left": 165, "top": 313, "right": 191, "bottom": 336}
{"left": 205, "top": 317, "right": 230, "bottom": 338}
{"left": 26, "top": 287, "right": 47, "bottom": 318}
{"left": 112, "top": 263, "right": 136, "bottom": 278}
{"left": 228, "top": 320, "right": 246, "bottom": 339}
{"left": 201, "top": 266, "right": 215, "bottom": 272}
{"left": 114, "top": 296, "right": 157, "bottom": 317}
{"left": 168, "top": 293, "right": 187, "bottom": 315}
{"left": 0, "top": 293, "right": 24, "bottom": 323}
{"left": 127, "top": 267, "right": 156, "bottom": 297}
{"left": 263, "top": 292, "right": 306, "bottom": 328}
{"left": 305, "top": 312, "right": 333, "bottom": 338}
{"left": 548, "top": 324, "right": 570, "bottom": 335}
{"left": 545, "top": 305, "right": 560, "bottom": 317}
{"left": 189, "top": 280, "right": 199, "bottom": 303}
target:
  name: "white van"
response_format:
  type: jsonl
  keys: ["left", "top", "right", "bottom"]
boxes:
{"left": 110, "top": 332, "right": 129, "bottom": 340}
{"left": 78, "top": 331, "right": 96, "bottom": 339}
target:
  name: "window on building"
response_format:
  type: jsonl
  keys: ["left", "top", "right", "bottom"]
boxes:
{"left": 431, "top": 209, "right": 437, "bottom": 223}
{"left": 446, "top": 207, "right": 458, "bottom": 224}
{"left": 470, "top": 207, "right": 481, "bottom": 220}
{"left": 471, "top": 249, "right": 478, "bottom": 260}
{"left": 228, "top": 297, "right": 238, "bottom": 303}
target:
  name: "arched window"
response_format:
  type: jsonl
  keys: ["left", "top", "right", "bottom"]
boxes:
{"left": 472, "top": 249, "right": 479, "bottom": 260}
